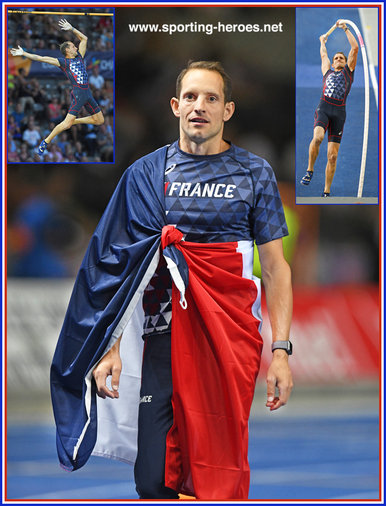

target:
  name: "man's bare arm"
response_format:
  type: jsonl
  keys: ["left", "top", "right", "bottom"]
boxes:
{"left": 10, "top": 46, "right": 60, "bottom": 67}
{"left": 257, "top": 238, "right": 293, "bottom": 411}
{"left": 59, "top": 19, "right": 88, "bottom": 57}
{"left": 336, "top": 20, "right": 359, "bottom": 71}
{"left": 319, "top": 34, "right": 331, "bottom": 75}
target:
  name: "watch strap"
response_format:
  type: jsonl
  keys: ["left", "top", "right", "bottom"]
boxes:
{"left": 271, "top": 340, "right": 293, "bottom": 355}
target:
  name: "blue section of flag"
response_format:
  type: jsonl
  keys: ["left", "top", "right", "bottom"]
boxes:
{"left": 50, "top": 146, "right": 168, "bottom": 471}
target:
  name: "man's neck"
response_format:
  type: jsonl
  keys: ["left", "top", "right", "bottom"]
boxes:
{"left": 179, "top": 137, "right": 230, "bottom": 156}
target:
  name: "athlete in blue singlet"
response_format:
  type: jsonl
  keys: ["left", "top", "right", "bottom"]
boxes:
{"left": 11, "top": 18, "right": 104, "bottom": 156}
{"left": 300, "top": 20, "right": 358, "bottom": 196}
{"left": 91, "top": 61, "right": 294, "bottom": 499}
{"left": 135, "top": 140, "right": 290, "bottom": 499}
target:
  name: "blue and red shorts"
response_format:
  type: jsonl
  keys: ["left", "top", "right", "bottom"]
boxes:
{"left": 314, "top": 100, "right": 346, "bottom": 144}
{"left": 68, "top": 86, "right": 101, "bottom": 116}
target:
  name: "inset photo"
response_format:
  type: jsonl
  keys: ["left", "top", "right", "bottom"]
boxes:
{"left": 7, "top": 7, "right": 114, "bottom": 163}
{"left": 296, "top": 7, "right": 379, "bottom": 204}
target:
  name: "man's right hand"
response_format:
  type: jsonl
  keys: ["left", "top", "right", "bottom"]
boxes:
{"left": 10, "top": 45, "right": 24, "bottom": 56}
{"left": 319, "top": 34, "right": 328, "bottom": 44}
{"left": 93, "top": 338, "right": 122, "bottom": 399}
{"left": 336, "top": 19, "right": 347, "bottom": 30}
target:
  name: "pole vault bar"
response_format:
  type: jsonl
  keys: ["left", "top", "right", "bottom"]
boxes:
{"left": 8, "top": 10, "right": 113, "bottom": 16}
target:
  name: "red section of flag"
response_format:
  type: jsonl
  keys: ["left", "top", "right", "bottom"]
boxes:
{"left": 165, "top": 241, "right": 263, "bottom": 499}
{"left": 161, "top": 224, "right": 184, "bottom": 250}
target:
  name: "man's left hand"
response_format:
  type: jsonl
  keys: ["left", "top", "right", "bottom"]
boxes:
{"left": 266, "top": 350, "right": 293, "bottom": 411}
{"left": 58, "top": 19, "right": 73, "bottom": 31}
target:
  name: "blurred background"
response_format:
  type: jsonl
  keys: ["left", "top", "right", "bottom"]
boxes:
{"left": 7, "top": 7, "right": 114, "bottom": 163}
{"left": 6, "top": 5, "right": 380, "bottom": 502}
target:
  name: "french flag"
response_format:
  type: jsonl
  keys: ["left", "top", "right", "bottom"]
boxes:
{"left": 50, "top": 146, "right": 263, "bottom": 499}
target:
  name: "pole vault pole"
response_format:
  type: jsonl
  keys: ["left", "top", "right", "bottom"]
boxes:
{"left": 324, "top": 23, "right": 338, "bottom": 38}
{"left": 341, "top": 19, "right": 370, "bottom": 199}
{"left": 324, "top": 20, "right": 370, "bottom": 198}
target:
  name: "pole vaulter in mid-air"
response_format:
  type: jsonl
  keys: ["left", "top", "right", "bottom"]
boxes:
{"left": 300, "top": 19, "right": 360, "bottom": 197}
{"left": 10, "top": 18, "right": 105, "bottom": 156}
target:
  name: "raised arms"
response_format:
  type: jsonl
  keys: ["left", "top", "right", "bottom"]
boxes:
{"left": 320, "top": 20, "right": 359, "bottom": 74}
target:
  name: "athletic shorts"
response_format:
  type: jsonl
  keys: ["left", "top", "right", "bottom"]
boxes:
{"left": 314, "top": 100, "right": 346, "bottom": 144}
{"left": 68, "top": 87, "right": 101, "bottom": 116}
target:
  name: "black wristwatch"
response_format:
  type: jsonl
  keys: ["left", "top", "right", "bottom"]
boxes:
{"left": 272, "top": 340, "right": 293, "bottom": 355}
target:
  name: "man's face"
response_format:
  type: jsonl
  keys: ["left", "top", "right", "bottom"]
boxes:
{"left": 332, "top": 53, "right": 346, "bottom": 70}
{"left": 65, "top": 42, "right": 78, "bottom": 58}
{"left": 170, "top": 69, "right": 234, "bottom": 147}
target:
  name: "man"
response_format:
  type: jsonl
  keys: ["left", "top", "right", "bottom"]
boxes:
{"left": 21, "top": 117, "right": 41, "bottom": 149}
{"left": 51, "top": 61, "right": 293, "bottom": 500}
{"left": 300, "top": 20, "right": 358, "bottom": 196}
{"left": 89, "top": 65, "right": 105, "bottom": 90}
{"left": 10, "top": 19, "right": 104, "bottom": 156}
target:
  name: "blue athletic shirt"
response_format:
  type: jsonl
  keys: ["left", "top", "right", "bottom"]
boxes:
{"left": 142, "top": 140, "right": 288, "bottom": 336}
{"left": 321, "top": 63, "right": 354, "bottom": 106}
{"left": 57, "top": 51, "right": 89, "bottom": 89}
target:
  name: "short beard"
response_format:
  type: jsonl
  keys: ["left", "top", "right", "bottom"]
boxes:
{"left": 182, "top": 125, "right": 222, "bottom": 146}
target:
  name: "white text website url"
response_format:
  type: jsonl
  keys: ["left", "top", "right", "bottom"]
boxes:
{"left": 128, "top": 22, "right": 284, "bottom": 36}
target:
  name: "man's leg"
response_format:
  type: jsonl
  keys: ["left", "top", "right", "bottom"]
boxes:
{"left": 134, "top": 333, "right": 179, "bottom": 499}
{"left": 307, "top": 126, "right": 326, "bottom": 172}
{"left": 73, "top": 110, "right": 104, "bottom": 126}
{"left": 40, "top": 92, "right": 104, "bottom": 153}
{"left": 39, "top": 113, "right": 77, "bottom": 153}
{"left": 323, "top": 141, "right": 340, "bottom": 195}
{"left": 73, "top": 91, "right": 104, "bottom": 126}
{"left": 301, "top": 126, "right": 325, "bottom": 185}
